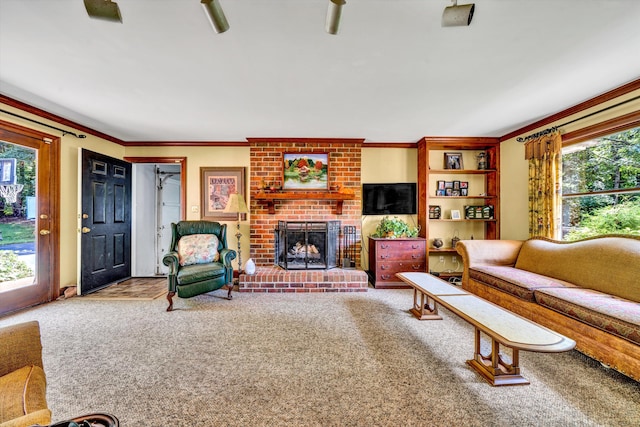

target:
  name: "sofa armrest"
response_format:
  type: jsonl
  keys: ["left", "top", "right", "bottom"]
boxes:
{"left": 0, "top": 321, "right": 44, "bottom": 378}
{"left": 456, "top": 240, "right": 524, "bottom": 268}
{"left": 456, "top": 240, "right": 524, "bottom": 288}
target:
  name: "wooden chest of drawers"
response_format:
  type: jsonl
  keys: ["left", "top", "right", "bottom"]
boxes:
{"left": 368, "top": 237, "right": 427, "bottom": 288}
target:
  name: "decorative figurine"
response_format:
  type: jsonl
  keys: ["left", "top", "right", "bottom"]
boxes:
{"left": 476, "top": 151, "right": 488, "bottom": 170}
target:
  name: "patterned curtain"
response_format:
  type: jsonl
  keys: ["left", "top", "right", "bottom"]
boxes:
{"left": 525, "top": 131, "right": 562, "bottom": 238}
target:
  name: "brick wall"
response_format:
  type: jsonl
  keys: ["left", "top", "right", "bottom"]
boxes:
{"left": 248, "top": 139, "right": 363, "bottom": 268}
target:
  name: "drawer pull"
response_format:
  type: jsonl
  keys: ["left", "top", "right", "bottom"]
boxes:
{"left": 380, "top": 265, "right": 390, "bottom": 270}
{"left": 412, "top": 254, "right": 421, "bottom": 259}
{"left": 412, "top": 244, "right": 420, "bottom": 249}
{"left": 380, "top": 254, "right": 389, "bottom": 259}
{"left": 411, "top": 265, "right": 422, "bottom": 270}
{"left": 381, "top": 274, "right": 392, "bottom": 280}
{"left": 381, "top": 244, "right": 390, "bottom": 249}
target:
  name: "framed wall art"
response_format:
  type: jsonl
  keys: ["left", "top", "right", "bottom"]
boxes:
{"left": 200, "top": 167, "right": 246, "bottom": 221}
{"left": 444, "top": 152, "right": 463, "bottom": 170}
{"left": 282, "top": 152, "right": 329, "bottom": 191}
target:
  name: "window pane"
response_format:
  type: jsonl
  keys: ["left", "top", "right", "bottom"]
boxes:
{"left": 0, "top": 141, "right": 36, "bottom": 292}
{"left": 563, "top": 127, "right": 640, "bottom": 194}
{"left": 561, "top": 127, "right": 640, "bottom": 240}
{"left": 562, "top": 193, "right": 639, "bottom": 239}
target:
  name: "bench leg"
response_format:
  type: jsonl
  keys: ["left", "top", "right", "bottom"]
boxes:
{"left": 466, "top": 328, "right": 529, "bottom": 386}
{"left": 410, "top": 288, "right": 442, "bottom": 320}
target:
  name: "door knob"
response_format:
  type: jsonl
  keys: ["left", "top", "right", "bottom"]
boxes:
{"left": 81, "top": 227, "right": 91, "bottom": 233}
{"left": 39, "top": 229, "right": 51, "bottom": 235}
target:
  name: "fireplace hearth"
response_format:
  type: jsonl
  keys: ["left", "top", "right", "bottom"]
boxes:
{"left": 275, "top": 221, "right": 340, "bottom": 270}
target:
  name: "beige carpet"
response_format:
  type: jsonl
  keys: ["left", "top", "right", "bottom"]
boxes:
{"left": 2, "top": 289, "right": 638, "bottom": 426}
{"left": 81, "top": 277, "right": 167, "bottom": 300}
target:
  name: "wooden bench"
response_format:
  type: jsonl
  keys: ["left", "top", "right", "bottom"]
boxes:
{"left": 397, "top": 272, "right": 576, "bottom": 386}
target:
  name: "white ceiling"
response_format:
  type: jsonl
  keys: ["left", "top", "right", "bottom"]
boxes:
{"left": 1, "top": 0, "right": 639, "bottom": 143}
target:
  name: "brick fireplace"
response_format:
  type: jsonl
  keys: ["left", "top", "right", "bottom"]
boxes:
{"left": 238, "top": 138, "right": 368, "bottom": 293}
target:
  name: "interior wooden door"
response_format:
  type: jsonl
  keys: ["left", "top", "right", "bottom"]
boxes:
{"left": 80, "top": 149, "right": 131, "bottom": 294}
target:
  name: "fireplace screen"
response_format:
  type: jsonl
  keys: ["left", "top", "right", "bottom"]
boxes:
{"left": 275, "top": 221, "right": 340, "bottom": 270}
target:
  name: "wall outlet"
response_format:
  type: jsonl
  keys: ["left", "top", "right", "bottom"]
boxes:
{"left": 451, "top": 256, "right": 457, "bottom": 262}
{"left": 439, "top": 256, "right": 445, "bottom": 263}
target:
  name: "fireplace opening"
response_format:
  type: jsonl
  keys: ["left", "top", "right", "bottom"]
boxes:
{"left": 275, "top": 221, "right": 340, "bottom": 270}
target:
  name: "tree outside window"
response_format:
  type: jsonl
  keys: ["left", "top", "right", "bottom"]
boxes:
{"left": 562, "top": 127, "right": 640, "bottom": 240}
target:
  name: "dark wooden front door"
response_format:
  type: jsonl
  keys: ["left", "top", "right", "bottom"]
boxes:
{"left": 80, "top": 149, "right": 131, "bottom": 294}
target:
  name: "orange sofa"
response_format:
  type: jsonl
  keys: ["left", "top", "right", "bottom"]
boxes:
{"left": 456, "top": 235, "right": 640, "bottom": 381}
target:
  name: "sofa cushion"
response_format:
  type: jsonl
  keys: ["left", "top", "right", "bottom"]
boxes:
{"left": 535, "top": 287, "right": 640, "bottom": 345}
{"left": 470, "top": 265, "right": 578, "bottom": 302}
{"left": 514, "top": 236, "right": 640, "bottom": 302}
{"left": 0, "top": 365, "right": 48, "bottom": 424}
{"left": 177, "top": 234, "right": 220, "bottom": 266}
{"left": 1, "top": 409, "right": 52, "bottom": 427}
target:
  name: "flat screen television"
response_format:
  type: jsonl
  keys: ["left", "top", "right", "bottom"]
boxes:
{"left": 362, "top": 183, "right": 417, "bottom": 215}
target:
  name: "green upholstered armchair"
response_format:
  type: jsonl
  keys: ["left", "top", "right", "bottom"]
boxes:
{"left": 162, "top": 221, "right": 237, "bottom": 311}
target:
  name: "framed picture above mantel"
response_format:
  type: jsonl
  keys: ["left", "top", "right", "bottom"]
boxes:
{"left": 282, "top": 152, "right": 329, "bottom": 191}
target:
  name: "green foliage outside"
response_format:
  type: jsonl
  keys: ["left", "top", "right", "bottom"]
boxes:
{"left": 0, "top": 221, "right": 35, "bottom": 245}
{"left": 0, "top": 142, "right": 36, "bottom": 219}
{"left": 562, "top": 127, "right": 640, "bottom": 239}
{"left": 565, "top": 200, "right": 640, "bottom": 240}
{"left": 0, "top": 250, "right": 33, "bottom": 282}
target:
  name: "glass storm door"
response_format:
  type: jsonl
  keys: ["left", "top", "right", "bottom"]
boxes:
{"left": 0, "top": 121, "right": 58, "bottom": 316}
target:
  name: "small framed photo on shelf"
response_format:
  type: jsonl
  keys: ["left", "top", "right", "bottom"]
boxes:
{"left": 460, "top": 181, "right": 468, "bottom": 189}
{"left": 445, "top": 188, "right": 453, "bottom": 196}
{"left": 444, "top": 181, "right": 454, "bottom": 189}
{"left": 451, "top": 190, "right": 461, "bottom": 197}
{"left": 445, "top": 152, "right": 463, "bottom": 170}
{"left": 460, "top": 188, "right": 468, "bottom": 196}
{"left": 429, "top": 205, "right": 441, "bottom": 219}
{"left": 437, "top": 180, "right": 445, "bottom": 190}
{"left": 453, "top": 181, "right": 461, "bottom": 190}
{"left": 451, "top": 209, "right": 462, "bottom": 220}
{"left": 436, "top": 189, "right": 446, "bottom": 196}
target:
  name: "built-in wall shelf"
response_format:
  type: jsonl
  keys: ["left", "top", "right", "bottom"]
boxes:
{"left": 428, "top": 247, "right": 459, "bottom": 254}
{"left": 417, "top": 137, "right": 501, "bottom": 274}
{"left": 429, "top": 169, "right": 497, "bottom": 175}
{"left": 254, "top": 191, "right": 356, "bottom": 215}
{"left": 430, "top": 219, "right": 497, "bottom": 222}
{"left": 430, "top": 196, "right": 497, "bottom": 200}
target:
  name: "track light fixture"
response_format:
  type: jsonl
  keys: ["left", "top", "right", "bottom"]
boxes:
{"left": 201, "top": 0, "right": 230, "bottom": 34}
{"left": 442, "top": 0, "right": 475, "bottom": 27}
{"left": 83, "top": 0, "right": 122, "bottom": 23}
{"left": 326, "top": 0, "right": 346, "bottom": 35}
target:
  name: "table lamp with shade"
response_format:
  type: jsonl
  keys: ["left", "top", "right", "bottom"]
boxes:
{"left": 223, "top": 192, "right": 249, "bottom": 274}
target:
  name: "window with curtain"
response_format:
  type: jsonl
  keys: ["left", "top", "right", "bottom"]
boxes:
{"left": 561, "top": 125, "right": 640, "bottom": 240}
